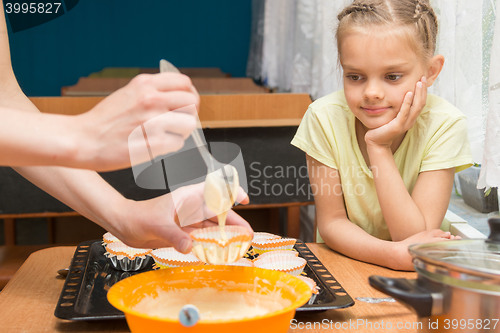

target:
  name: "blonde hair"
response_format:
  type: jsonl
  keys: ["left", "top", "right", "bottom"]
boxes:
{"left": 336, "top": 0, "right": 438, "bottom": 60}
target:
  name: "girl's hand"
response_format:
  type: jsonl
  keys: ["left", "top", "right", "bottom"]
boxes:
{"left": 390, "top": 229, "right": 460, "bottom": 271}
{"left": 365, "top": 77, "right": 427, "bottom": 148}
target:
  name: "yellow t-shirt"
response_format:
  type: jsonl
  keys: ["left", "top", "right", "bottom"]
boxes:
{"left": 291, "top": 91, "right": 473, "bottom": 240}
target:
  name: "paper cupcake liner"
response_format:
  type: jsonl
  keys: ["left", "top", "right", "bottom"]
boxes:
{"left": 225, "top": 257, "right": 253, "bottom": 267}
{"left": 102, "top": 232, "right": 123, "bottom": 247}
{"left": 253, "top": 255, "right": 306, "bottom": 276}
{"left": 296, "top": 275, "right": 319, "bottom": 295}
{"left": 151, "top": 248, "right": 204, "bottom": 269}
{"left": 253, "top": 249, "right": 298, "bottom": 262}
{"left": 190, "top": 225, "right": 252, "bottom": 264}
{"left": 252, "top": 232, "right": 281, "bottom": 242}
{"left": 251, "top": 237, "right": 297, "bottom": 254}
{"left": 105, "top": 242, "right": 152, "bottom": 272}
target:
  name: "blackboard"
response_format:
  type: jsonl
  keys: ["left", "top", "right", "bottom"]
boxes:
{"left": 0, "top": 127, "right": 312, "bottom": 215}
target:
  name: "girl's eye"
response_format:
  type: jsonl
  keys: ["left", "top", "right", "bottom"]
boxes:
{"left": 386, "top": 74, "right": 402, "bottom": 81}
{"left": 346, "top": 74, "right": 362, "bottom": 81}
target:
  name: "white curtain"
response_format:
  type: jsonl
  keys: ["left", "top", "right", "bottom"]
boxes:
{"left": 247, "top": 0, "right": 350, "bottom": 99}
{"left": 478, "top": 0, "right": 500, "bottom": 189}
{"left": 429, "top": 0, "right": 487, "bottom": 166}
{"left": 247, "top": 0, "right": 499, "bottom": 188}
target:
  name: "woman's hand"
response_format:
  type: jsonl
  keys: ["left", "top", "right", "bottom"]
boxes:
{"left": 108, "top": 182, "right": 252, "bottom": 253}
{"left": 390, "top": 229, "right": 460, "bottom": 271}
{"left": 365, "top": 76, "right": 427, "bottom": 148}
{"left": 72, "top": 72, "right": 200, "bottom": 171}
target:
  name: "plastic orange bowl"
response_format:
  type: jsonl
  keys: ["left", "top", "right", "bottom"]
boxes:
{"left": 107, "top": 265, "right": 312, "bottom": 333}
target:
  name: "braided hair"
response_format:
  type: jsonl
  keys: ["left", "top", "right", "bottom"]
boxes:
{"left": 336, "top": 0, "right": 438, "bottom": 60}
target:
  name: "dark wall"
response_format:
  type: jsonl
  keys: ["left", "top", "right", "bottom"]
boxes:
{"left": 5, "top": 0, "right": 252, "bottom": 96}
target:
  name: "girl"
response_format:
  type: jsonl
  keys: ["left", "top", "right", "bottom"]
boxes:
{"left": 291, "top": 0, "right": 473, "bottom": 270}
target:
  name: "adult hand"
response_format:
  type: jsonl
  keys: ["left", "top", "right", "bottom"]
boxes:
{"left": 390, "top": 229, "right": 460, "bottom": 271}
{"left": 365, "top": 76, "right": 427, "bottom": 148}
{"left": 108, "top": 182, "right": 252, "bottom": 253}
{"left": 72, "top": 72, "right": 200, "bottom": 171}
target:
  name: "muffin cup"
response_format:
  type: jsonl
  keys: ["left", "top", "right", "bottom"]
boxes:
{"left": 296, "top": 275, "right": 319, "bottom": 295}
{"left": 150, "top": 248, "right": 204, "bottom": 269}
{"left": 104, "top": 242, "right": 152, "bottom": 272}
{"left": 253, "top": 254, "right": 307, "bottom": 276}
{"left": 190, "top": 225, "right": 252, "bottom": 264}
{"left": 253, "top": 249, "right": 298, "bottom": 262}
{"left": 252, "top": 232, "right": 281, "bottom": 242}
{"left": 225, "top": 257, "right": 254, "bottom": 267}
{"left": 251, "top": 237, "right": 297, "bottom": 255}
{"left": 102, "top": 232, "right": 122, "bottom": 247}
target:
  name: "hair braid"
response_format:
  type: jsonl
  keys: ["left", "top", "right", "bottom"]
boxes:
{"left": 336, "top": 0, "right": 439, "bottom": 60}
{"left": 413, "top": 2, "right": 424, "bottom": 19}
{"left": 411, "top": 0, "right": 438, "bottom": 55}
{"left": 338, "top": 2, "right": 377, "bottom": 21}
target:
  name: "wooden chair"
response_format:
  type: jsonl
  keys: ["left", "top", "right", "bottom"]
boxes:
{"left": 87, "top": 66, "right": 229, "bottom": 78}
{"left": 61, "top": 77, "right": 268, "bottom": 96}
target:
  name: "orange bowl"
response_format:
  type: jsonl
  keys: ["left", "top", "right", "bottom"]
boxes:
{"left": 107, "top": 265, "right": 312, "bottom": 333}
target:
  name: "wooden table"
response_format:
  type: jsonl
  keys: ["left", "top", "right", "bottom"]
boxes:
{"left": 0, "top": 245, "right": 54, "bottom": 290}
{"left": 0, "top": 244, "right": 419, "bottom": 332}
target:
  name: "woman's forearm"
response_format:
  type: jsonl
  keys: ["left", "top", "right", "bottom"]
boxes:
{"left": 14, "top": 165, "right": 126, "bottom": 233}
{"left": 0, "top": 108, "right": 83, "bottom": 167}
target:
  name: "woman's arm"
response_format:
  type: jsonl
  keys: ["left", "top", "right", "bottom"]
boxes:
{"left": 15, "top": 166, "right": 251, "bottom": 251}
{"left": 0, "top": 69, "right": 247, "bottom": 252}
{"left": 0, "top": 5, "right": 198, "bottom": 171}
{"left": 0, "top": 4, "right": 251, "bottom": 251}
{"left": 0, "top": 76, "right": 199, "bottom": 171}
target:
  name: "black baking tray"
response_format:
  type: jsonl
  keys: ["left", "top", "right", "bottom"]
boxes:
{"left": 54, "top": 240, "right": 354, "bottom": 320}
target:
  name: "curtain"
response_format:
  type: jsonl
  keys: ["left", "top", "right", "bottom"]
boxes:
{"left": 429, "top": 0, "right": 488, "bottom": 165}
{"left": 478, "top": 0, "right": 500, "bottom": 189}
{"left": 247, "top": 0, "right": 350, "bottom": 99}
{"left": 247, "top": 0, "right": 499, "bottom": 188}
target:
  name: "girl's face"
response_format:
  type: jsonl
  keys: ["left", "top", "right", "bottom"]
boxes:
{"left": 340, "top": 27, "right": 427, "bottom": 130}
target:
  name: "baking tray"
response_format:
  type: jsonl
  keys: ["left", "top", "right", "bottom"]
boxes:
{"left": 54, "top": 240, "right": 354, "bottom": 320}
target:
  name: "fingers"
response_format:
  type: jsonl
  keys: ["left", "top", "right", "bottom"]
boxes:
{"left": 408, "top": 76, "right": 427, "bottom": 123}
{"left": 431, "top": 230, "right": 462, "bottom": 241}
{"left": 147, "top": 111, "right": 197, "bottom": 139}
{"left": 181, "top": 209, "right": 253, "bottom": 237}
{"left": 225, "top": 209, "right": 254, "bottom": 234}
{"left": 153, "top": 91, "right": 199, "bottom": 113}
{"left": 135, "top": 91, "right": 199, "bottom": 118}
{"left": 154, "top": 223, "right": 193, "bottom": 253}
{"left": 236, "top": 187, "right": 250, "bottom": 205}
{"left": 129, "top": 75, "right": 199, "bottom": 119}
{"left": 394, "top": 76, "right": 427, "bottom": 133}
{"left": 397, "top": 91, "right": 413, "bottom": 123}
{"left": 131, "top": 72, "right": 194, "bottom": 93}
{"left": 440, "top": 231, "right": 461, "bottom": 240}
{"left": 139, "top": 105, "right": 198, "bottom": 158}
{"left": 152, "top": 73, "right": 200, "bottom": 111}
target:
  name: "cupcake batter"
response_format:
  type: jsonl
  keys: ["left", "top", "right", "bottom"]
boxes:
{"left": 132, "top": 287, "right": 289, "bottom": 321}
{"left": 204, "top": 165, "right": 239, "bottom": 241}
